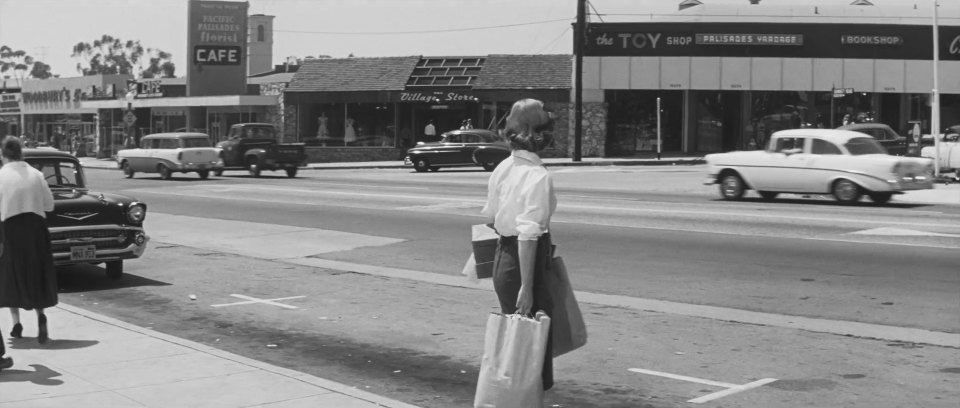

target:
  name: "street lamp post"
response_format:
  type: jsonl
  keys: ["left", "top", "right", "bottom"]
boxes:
{"left": 931, "top": 0, "right": 941, "bottom": 178}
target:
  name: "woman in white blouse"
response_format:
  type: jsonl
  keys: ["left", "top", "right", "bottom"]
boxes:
{"left": 0, "top": 136, "right": 57, "bottom": 364}
{"left": 481, "top": 98, "right": 557, "bottom": 391}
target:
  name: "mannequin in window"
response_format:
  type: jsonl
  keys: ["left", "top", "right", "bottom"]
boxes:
{"left": 344, "top": 117, "right": 357, "bottom": 145}
{"left": 316, "top": 112, "right": 329, "bottom": 139}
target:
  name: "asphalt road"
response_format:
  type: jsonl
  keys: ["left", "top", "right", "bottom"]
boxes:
{"left": 53, "top": 165, "right": 960, "bottom": 408}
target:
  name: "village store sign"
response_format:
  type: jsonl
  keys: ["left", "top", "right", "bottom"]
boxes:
{"left": 399, "top": 91, "right": 477, "bottom": 103}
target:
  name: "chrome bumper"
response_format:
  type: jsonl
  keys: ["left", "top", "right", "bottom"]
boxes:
{"left": 50, "top": 226, "right": 149, "bottom": 265}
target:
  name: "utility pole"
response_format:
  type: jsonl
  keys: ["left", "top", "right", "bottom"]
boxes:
{"left": 573, "top": 0, "right": 586, "bottom": 162}
{"left": 931, "top": 0, "right": 941, "bottom": 178}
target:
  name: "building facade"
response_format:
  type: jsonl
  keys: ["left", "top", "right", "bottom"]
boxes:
{"left": 582, "top": 2, "right": 960, "bottom": 156}
{"left": 284, "top": 54, "right": 572, "bottom": 162}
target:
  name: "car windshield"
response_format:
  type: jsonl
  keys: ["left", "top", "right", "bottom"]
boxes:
{"left": 240, "top": 126, "right": 276, "bottom": 139}
{"left": 182, "top": 137, "right": 212, "bottom": 148}
{"left": 29, "top": 159, "right": 85, "bottom": 189}
{"left": 844, "top": 137, "right": 887, "bottom": 155}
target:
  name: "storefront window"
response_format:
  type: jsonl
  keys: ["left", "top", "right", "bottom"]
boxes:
{"left": 745, "top": 91, "right": 830, "bottom": 150}
{"left": 300, "top": 102, "right": 397, "bottom": 147}
{"left": 605, "top": 90, "right": 682, "bottom": 156}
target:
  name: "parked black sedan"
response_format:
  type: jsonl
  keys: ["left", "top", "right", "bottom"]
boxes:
{"left": 836, "top": 123, "right": 909, "bottom": 156}
{"left": 404, "top": 129, "right": 511, "bottom": 172}
{"left": 25, "top": 148, "right": 149, "bottom": 279}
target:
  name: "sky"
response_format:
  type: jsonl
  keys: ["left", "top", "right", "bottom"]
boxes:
{"left": 0, "top": 0, "right": 943, "bottom": 79}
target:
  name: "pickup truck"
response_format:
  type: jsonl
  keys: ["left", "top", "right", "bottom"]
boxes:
{"left": 214, "top": 123, "right": 307, "bottom": 177}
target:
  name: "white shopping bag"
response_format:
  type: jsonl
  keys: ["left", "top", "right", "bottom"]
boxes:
{"left": 474, "top": 312, "right": 551, "bottom": 408}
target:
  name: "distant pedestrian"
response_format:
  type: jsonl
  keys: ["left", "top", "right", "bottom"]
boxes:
{"left": 0, "top": 136, "right": 58, "bottom": 346}
{"left": 480, "top": 98, "right": 558, "bottom": 393}
{"left": 424, "top": 120, "right": 436, "bottom": 141}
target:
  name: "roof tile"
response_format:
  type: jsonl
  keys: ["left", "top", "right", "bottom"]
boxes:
{"left": 287, "top": 56, "right": 420, "bottom": 92}
{"left": 473, "top": 54, "right": 572, "bottom": 90}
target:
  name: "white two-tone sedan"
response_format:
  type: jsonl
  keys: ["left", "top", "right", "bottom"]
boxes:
{"left": 704, "top": 129, "right": 935, "bottom": 204}
{"left": 117, "top": 132, "right": 223, "bottom": 180}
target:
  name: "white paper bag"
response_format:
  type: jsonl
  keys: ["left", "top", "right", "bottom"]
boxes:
{"left": 474, "top": 312, "right": 551, "bottom": 408}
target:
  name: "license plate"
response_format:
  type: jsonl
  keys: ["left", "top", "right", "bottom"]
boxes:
{"left": 70, "top": 245, "right": 96, "bottom": 261}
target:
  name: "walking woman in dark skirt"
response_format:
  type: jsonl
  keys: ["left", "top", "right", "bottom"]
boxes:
{"left": 0, "top": 136, "right": 57, "bottom": 372}
{"left": 481, "top": 98, "right": 558, "bottom": 391}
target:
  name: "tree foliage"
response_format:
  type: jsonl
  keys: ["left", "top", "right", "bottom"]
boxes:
{"left": 0, "top": 45, "right": 53, "bottom": 82}
{"left": 71, "top": 34, "right": 175, "bottom": 78}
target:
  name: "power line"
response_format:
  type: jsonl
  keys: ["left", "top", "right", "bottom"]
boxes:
{"left": 275, "top": 18, "right": 574, "bottom": 36}
{"left": 537, "top": 26, "right": 572, "bottom": 54}
{"left": 587, "top": 0, "right": 605, "bottom": 23}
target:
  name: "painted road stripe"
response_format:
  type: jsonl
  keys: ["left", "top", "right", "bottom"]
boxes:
{"left": 688, "top": 378, "right": 778, "bottom": 404}
{"left": 212, "top": 294, "right": 306, "bottom": 309}
{"left": 628, "top": 368, "right": 777, "bottom": 403}
{"left": 850, "top": 227, "right": 960, "bottom": 238}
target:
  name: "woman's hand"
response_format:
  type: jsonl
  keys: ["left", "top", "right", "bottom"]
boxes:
{"left": 516, "top": 285, "right": 533, "bottom": 316}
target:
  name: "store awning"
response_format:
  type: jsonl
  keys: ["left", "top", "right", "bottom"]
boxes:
{"left": 81, "top": 94, "right": 278, "bottom": 109}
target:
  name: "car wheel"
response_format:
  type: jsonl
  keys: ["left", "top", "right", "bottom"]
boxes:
{"left": 197, "top": 170, "right": 209, "bottom": 180}
{"left": 213, "top": 169, "right": 224, "bottom": 177}
{"left": 247, "top": 157, "right": 261, "bottom": 177}
{"left": 158, "top": 164, "right": 172, "bottom": 180}
{"left": 413, "top": 157, "right": 430, "bottom": 173}
{"left": 482, "top": 161, "right": 498, "bottom": 171}
{"left": 868, "top": 192, "right": 893, "bottom": 204}
{"left": 122, "top": 161, "right": 135, "bottom": 178}
{"left": 832, "top": 179, "right": 862, "bottom": 204}
{"left": 719, "top": 172, "right": 746, "bottom": 200}
{"left": 758, "top": 191, "right": 779, "bottom": 200}
{"left": 106, "top": 261, "right": 123, "bottom": 280}
{"left": 285, "top": 167, "right": 298, "bottom": 178}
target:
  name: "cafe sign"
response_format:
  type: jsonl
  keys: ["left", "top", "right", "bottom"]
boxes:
{"left": 187, "top": 0, "right": 248, "bottom": 96}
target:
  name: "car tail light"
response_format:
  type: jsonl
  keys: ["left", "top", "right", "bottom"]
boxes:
{"left": 127, "top": 204, "right": 146, "bottom": 223}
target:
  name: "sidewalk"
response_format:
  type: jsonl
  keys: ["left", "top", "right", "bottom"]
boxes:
{"left": 0, "top": 304, "right": 420, "bottom": 408}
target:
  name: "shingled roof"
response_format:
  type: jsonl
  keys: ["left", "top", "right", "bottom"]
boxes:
{"left": 473, "top": 54, "right": 572, "bottom": 90}
{"left": 286, "top": 56, "right": 421, "bottom": 92}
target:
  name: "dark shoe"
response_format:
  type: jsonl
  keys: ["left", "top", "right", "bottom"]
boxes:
{"left": 0, "top": 356, "right": 12, "bottom": 371}
{"left": 10, "top": 323, "right": 23, "bottom": 338}
{"left": 38, "top": 314, "right": 48, "bottom": 344}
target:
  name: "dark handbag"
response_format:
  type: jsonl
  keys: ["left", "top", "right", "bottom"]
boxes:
{"left": 546, "top": 256, "right": 587, "bottom": 357}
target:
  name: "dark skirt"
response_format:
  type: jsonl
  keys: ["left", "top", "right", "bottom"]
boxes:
{"left": 492, "top": 233, "right": 554, "bottom": 390}
{"left": 0, "top": 212, "right": 58, "bottom": 310}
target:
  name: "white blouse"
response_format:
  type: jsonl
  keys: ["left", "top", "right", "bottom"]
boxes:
{"left": 0, "top": 161, "right": 54, "bottom": 222}
{"left": 481, "top": 150, "right": 557, "bottom": 241}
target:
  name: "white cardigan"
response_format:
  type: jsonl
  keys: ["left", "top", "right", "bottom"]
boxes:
{"left": 0, "top": 161, "right": 54, "bottom": 222}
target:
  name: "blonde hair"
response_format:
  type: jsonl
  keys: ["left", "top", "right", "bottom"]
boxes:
{"left": 504, "top": 99, "right": 553, "bottom": 152}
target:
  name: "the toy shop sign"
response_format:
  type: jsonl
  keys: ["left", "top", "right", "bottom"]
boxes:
{"left": 586, "top": 22, "right": 960, "bottom": 60}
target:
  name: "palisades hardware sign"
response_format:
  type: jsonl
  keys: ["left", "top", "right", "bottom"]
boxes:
{"left": 0, "top": 93, "right": 20, "bottom": 113}
{"left": 187, "top": 0, "right": 248, "bottom": 96}
{"left": 586, "top": 22, "right": 960, "bottom": 60}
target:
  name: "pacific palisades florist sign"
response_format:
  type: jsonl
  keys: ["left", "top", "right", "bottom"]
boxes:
{"left": 187, "top": 0, "right": 248, "bottom": 96}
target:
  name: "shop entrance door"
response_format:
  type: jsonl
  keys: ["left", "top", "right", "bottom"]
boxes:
{"left": 415, "top": 107, "right": 466, "bottom": 142}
